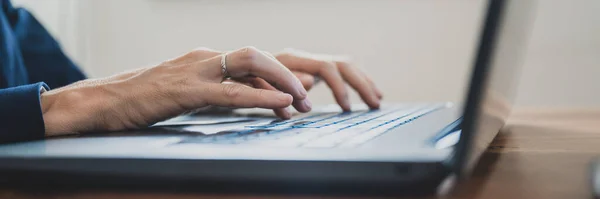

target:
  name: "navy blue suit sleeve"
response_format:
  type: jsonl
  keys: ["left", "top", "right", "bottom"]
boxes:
{"left": 6, "top": 4, "right": 86, "bottom": 88}
{"left": 0, "top": 1, "right": 87, "bottom": 143}
{"left": 0, "top": 82, "right": 49, "bottom": 143}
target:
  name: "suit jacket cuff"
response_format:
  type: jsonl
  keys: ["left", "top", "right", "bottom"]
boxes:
{"left": 0, "top": 82, "right": 50, "bottom": 143}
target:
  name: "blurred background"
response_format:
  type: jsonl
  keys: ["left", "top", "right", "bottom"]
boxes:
{"left": 12, "top": 0, "right": 600, "bottom": 110}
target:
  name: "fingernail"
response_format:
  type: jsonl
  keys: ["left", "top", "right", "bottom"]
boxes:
{"left": 277, "top": 93, "right": 292, "bottom": 102}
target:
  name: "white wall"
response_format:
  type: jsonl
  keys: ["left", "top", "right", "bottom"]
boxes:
{"left": 516, "top": 0, "right": 600, "bottom": 107}
{"left": 12, "top": 0, "right": 600, "bottom": 108}
{"left": 12, "top": 0, "right": 86, "bottom": 69}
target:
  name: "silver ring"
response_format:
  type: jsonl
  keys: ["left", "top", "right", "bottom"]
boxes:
{"left": 220, "top": 52, "right": 231, "bottom": 80}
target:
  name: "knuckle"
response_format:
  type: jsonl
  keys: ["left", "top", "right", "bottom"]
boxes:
{"left": 336, "top": 61, "right": 352, "bottom": 71}
{"left": 185, "top": 47, "right": 219, "bottom": 60}
{"left": 319, "top": 61, "right": 338, "bottom": 72}
{"left": 222, "top": 84, "right": 243, "bottom": 98}
{"left": 256, "top": 89, "right": 267, "bottom": 99}
{"left": 235, "top": 46, "right": 262, "bottom": 72}
{"left": 186, "top": 48, "right": 206, "bottom": 58}
{"left": 238, "top": 46, "right": 261, "bottom": 61}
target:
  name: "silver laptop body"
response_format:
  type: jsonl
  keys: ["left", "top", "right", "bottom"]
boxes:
{"left": 0, "top": 0, "right": 535, "bottom": 195}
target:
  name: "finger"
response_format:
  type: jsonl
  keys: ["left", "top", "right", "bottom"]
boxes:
{"left": 222, "top": 78, "right": 252, "bottom": 87}
{"left": 302, "top": 61, "right": 347, "bottom": 111}
{"left": 276, "top": 53, "right": 351, "bottom": 111}
{"left": 195, "top": 47, "right": 308, "bottom": 102}
{"left": 236, "top": 73, "right": 312, "bottom": 113}
{"left": 292, "top": 71, "right": 315, "bottom": 90}
{"left": 290, "top": 71, "right": 315, "bottom": 112}
{"left": 200, "top": 83, "right": 293, "bottom": 109}
{"left": 363, "top": 75, "right": 384, "bottom": 100}
{"left": 259, "top": 50, "right": 315, "bottom": 90}
{"left": 337, "top": 63, "right": 380, "bottom": 109}
{"left": 242, "top": 77, "right": 292, "bottom": 119}
{"left": 220, "top": 77, "right": 292, "bottom": 119}
{"left": 195, "top": 78, "right": 294, "bottom": 119}
{"left": 238, "top": 76, "right": 310, "bottom": 113}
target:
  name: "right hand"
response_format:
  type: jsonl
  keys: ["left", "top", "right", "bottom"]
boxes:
{"left": 41, "top": 47, "right": 309, "bottom": 136}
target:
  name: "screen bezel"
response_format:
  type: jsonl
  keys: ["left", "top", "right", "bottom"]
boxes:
{"left": 452, "top": 0, "right": 507, "bottom": 176}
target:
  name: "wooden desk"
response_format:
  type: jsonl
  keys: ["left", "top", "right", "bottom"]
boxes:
{"left": 2, "top": 109, "right": 599, "bottom": 199}
{"left": 449, "top": 108, "right": 600, "bottom": 199}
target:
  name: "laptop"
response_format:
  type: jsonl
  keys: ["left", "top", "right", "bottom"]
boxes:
{"left": 0, "top": 0, "right": 536, "bottom": 195}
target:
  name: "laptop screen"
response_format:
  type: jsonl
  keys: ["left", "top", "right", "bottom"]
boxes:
{"left": 454, "top": 0, "right": 537, "bottom": 175}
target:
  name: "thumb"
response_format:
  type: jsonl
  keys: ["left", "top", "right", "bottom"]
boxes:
{"left": 199, "top": 83, "right": 293, "bottom": 109}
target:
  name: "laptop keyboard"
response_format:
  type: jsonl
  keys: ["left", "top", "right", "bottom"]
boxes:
{"left": 177, "top": 104, "right": 445, "bottom": 148}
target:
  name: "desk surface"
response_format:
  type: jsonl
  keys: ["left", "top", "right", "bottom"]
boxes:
{"left": 2, "top": 108, "right": 599, "bottom": 199}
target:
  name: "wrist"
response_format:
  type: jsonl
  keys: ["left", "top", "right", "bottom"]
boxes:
{"left": 41, "top": 88, "right": 86, "bottom": 136}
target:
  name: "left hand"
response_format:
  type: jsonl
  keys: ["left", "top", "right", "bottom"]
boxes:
{"left": 171, "top": 47, "right": 384, "bottom": 118}
{"left": 275, "top": 49, "right": 383, "bottom": 111}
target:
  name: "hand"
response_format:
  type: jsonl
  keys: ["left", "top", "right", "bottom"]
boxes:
{"left": 275, "top": 49, "right": 383, "bottom": 111}
{"left": 40, "top": 47, "right": 309, "bottom": 136}
{"left": 192, "top": 49, "right": 384, "bottom": 118}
